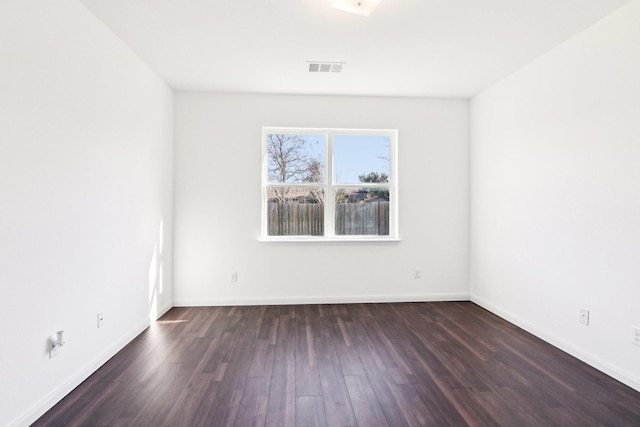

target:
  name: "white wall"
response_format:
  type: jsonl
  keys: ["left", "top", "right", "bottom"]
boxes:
{"left": 470, "top": 0, "right": 640, "bottom": 391}
{"left": 0, "top": 1, "right": 174, "bottom": 425}
{"left": 174, "top": 93, "right": 469, "bottom": 305}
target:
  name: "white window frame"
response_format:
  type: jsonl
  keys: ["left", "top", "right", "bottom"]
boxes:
{"left": 261, "top": 127, "right": 398, "bottom": 242}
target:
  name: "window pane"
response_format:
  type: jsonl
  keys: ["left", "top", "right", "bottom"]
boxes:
{"left": 267, "top": 134, "right": 325, "bottom": 183}
{"left": 267, "top": 186, "right": 324, "bottom": 236}
{"left": 333, "top": 135, "right": 390, "bottom": 184}
{"left": 335, "top": 187, "right": 389, "bottom": 236}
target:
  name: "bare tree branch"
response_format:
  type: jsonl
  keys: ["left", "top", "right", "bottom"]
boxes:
{"left": 267, "top": 134, "right": 324, "bottom": 203}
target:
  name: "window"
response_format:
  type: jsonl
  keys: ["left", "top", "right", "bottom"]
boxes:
{"left": 262, "top": 127, "right": 397, "bottom": 241}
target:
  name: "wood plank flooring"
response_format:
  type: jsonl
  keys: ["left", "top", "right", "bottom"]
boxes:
{"left": 34, "top": 302, "right": 640, "bottom": 426}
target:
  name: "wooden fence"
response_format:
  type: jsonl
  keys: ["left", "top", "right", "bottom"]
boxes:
{"left": 268, "top": 202, "right": 389, "bottom": 236}
{"left": 336, "top": 202, "right": 389, "bottom": 235}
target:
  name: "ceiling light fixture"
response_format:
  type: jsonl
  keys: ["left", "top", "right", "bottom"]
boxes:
{"left": 331, "top": 0, "right": 382, "bottom": 17}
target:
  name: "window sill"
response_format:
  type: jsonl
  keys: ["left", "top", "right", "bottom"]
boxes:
{"left": 259, "top": 236, "right": 401, "bottom": 244}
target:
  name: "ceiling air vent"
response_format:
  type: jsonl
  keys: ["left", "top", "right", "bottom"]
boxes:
{"left": 308, "top": 62, "right": 345, "bottom": 73}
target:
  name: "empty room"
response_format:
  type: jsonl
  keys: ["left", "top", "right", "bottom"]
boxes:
{"left": 1, "top": 0, "right": 639, "bottom": 425}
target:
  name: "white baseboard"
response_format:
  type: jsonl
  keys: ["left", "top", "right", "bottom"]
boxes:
{"left": 173, "top": 293, "right": 470, "bottom": 307}
{"left": 471, "top": 294, "right": 640, "bottom": 393}
{"left": 10, "top": 317, "right": 151, "bottom": 427}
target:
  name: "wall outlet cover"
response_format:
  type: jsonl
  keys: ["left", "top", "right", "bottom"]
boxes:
{"left": 579, "top": 308, "right": 589, "bottom": 326}
{"left": 632, "top": 327, "right": 640, "bottom": 346}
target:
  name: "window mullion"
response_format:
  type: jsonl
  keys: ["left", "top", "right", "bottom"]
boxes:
{"left": 325, "top": 132, "right": 335, "bottom": 238}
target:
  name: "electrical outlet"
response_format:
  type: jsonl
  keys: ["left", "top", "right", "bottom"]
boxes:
{"left": 632, "top": 327, "right": 640, "bottom": 346}
{"left": 231, "top": 272, "right": 238, "bottom": 282}
{"left": 579, "top": 308, "right": 589, "bottom": 326}
{"left": 414, "top": 268, "right": 421, "bottom": 279}
{"left": 97, "top": 312, "right": 104, "bottom": 328}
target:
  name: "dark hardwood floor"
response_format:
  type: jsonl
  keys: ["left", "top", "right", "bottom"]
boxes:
{"left": 34, "top": 302, "right": 640, "bottom": 426}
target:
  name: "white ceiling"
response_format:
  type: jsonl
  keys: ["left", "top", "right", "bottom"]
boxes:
{"left": 80, "top": 0, "right": 630, "bottom": 98}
